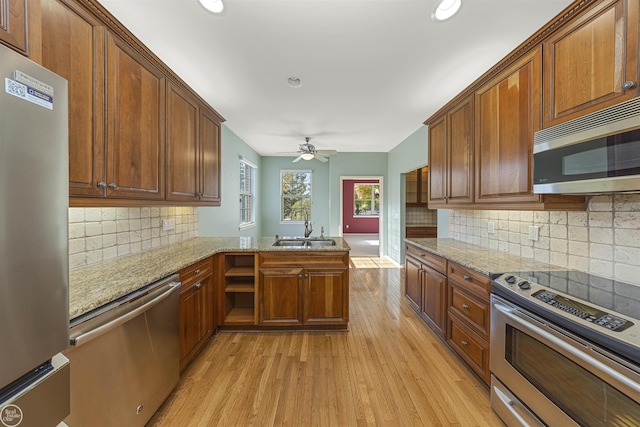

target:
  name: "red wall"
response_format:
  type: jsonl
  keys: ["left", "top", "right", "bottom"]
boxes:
{"left": 343, "top": 179, "right": 379, "bottom": 234}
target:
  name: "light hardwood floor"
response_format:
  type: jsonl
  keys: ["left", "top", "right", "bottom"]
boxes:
{"left": 147, "top": 257, "right": 504, "bottom": 426}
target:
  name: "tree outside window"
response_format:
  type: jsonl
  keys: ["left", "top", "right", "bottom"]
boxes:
{"left": 353, "top": 183, "right": 379, "bottom": 217}
{"left": 281, "top": 170, "right": 312, "bottom": 222}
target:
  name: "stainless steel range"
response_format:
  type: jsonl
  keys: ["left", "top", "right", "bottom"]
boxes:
{"left": 490, "top": 270, "right": 640, "bottom": 427}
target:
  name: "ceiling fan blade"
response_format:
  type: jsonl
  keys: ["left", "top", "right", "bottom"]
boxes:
{"left": 314, "top": 153, "right": 328, "bottom": 162}
{"left": 316, "top": 150, "right": 337, "bottom": 156}
{"left": 292, "top": 155, "right": 303, "bottom": 163}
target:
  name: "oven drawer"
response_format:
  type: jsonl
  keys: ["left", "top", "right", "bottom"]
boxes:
{"left": 448, "top": 262, "right": 490, "bottom": 298}
{"left": 448, "top": 282, "right": 490, "bottom": 340}
{"left": 448, "top": 312, "right": 490, "bottom": 384}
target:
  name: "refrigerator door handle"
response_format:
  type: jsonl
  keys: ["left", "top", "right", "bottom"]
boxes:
{"left": 70, "top": 282, "right": 181, "bottom": 347}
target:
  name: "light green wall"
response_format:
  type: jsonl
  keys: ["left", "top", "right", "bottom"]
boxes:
{"left": 387, "top": 126, "right": 428, "bottom": 263}
{"left": 260, "top": 156, "right": 331, "bottom": 238}
{"left": 328, "top": 153, "right": 388, "bottom": 239}
{"left": 199, "top": 125, "right": 262, "bottom": 237}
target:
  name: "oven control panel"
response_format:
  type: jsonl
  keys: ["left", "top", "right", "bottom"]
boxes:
{"left": 532, "top": 290, "right": 632, "bottom": 332}
{"left": 493, "top": 273, "right": 635, "bottom": 333}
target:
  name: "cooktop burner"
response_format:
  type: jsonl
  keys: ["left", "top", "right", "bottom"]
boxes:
{"left": 492, "top": 270, "right": 640, "bottom": 364}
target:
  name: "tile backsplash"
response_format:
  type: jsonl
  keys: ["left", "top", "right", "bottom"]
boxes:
{"left": 406, "top": 206, "right": 438, "bottom": 225}
{"left": 448, "top": 194, "right": 640, "bottom": 286}
{"left": 69, "top": 207, "right": 198, "bottom": 270}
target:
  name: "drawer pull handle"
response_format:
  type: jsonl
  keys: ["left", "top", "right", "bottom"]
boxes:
{"left": 461, "top": 340, "right": 468, "bottom": 347}
{"left": 195, "top": 269, "right": 200, "bottom": 275}
{"left": 462, "top": 304, "right": 469, "bottom": 310}
{"left": 463, "top": 275, "right": 471, "bottom": 281}
{"left": 420, "top": 253, "right": 426, "bottom": 257}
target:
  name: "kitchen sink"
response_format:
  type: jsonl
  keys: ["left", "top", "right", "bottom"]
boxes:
{"left": 272, "top": 238, "right": 336, "bottom": 247}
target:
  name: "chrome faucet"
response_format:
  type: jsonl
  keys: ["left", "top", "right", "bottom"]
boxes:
{"left": 304, "top": 214, "right": 313, "bottom": 238}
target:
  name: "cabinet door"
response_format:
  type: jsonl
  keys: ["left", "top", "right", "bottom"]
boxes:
{"left": 166, "top": 82, "right": 199, "bottom": 202}
{"left": 199, "top": 106, "right": 221, "bottom": 204}
{"left": 421, "top": 265, "right": 446, "bottom": 337}
{"left": 404, "top": 255, "right": 422, "bottom": 312}
{"left": 106, "top": 32, "right": 165, "bottom": 200}
{"left": 40, "top": 0, "right": 106, "bottom": 197}
{"left": 179, "top": 283, "right": 203, "bottom": 369}
{"left": 0, "top": 0, "right": 27, "bottom": 53}
{"left": 419, "top": 166, "right": 429, "bottom": 204}
{"left": 259, "top": 268, "right": 304, "bottom": 326}
{"left": 304, "top": 268, "right": 348, "bottom": 325}
{"left": 447, "top": 96, "right": 474, "bottom": 204}
{"left": 544, "top": 0, "right": 639, "bottom": 127}
{"left": 405, "top": 169, "right": 419, "bottom": 205}
{"left": 428, "top": 115, "right": 447, "bottom": 206}
{"left": 475, "top": 47, "right": 541, "bottom": 204}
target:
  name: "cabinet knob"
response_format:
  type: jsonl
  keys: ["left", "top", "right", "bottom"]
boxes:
{"left": 97, "top": 181, "right": 107, "bottom": 189}
{"left": 461, "top": 340, "right": 468, "bottom": 347}
{"left": 195, "top": 269, "right": 200, "bottom": 275}
{"left": 463, "top": 275, "right": 471, "bottom": 281}
{"left": 462, "top": 304, "right": 469, "bottom": 310}
{"left": 304, "top": 274, "right": 309, "bottom": 278}
{"left": 622, "top": 81, "right": 636, "bottom": 90}
{"left": 195, "top": 282, "right": 202, "bottom": 289}
{"left": 108, "top": 183, "right": 117, "bottom": 189}
{"left": 298, "top": 274, "right": 303, "bottom": 279}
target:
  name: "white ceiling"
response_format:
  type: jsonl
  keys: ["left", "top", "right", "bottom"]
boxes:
{"left": 98, "top": 0, "right": 573, "bottom": 157}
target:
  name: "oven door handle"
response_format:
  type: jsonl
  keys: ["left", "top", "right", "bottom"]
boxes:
{"left": 494, "top": 302, "right": 640, "bottom": 395}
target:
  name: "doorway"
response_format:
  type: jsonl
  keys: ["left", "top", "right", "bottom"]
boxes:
{"left": 340, "top": 177, "right": 383, "bottom": 257}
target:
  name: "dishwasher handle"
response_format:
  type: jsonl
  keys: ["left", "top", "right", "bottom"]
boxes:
{"left": 71, "top": 282, "right": 181, "bottom": 347}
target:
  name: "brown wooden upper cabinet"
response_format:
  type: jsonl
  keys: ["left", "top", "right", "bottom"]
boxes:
{"left": 544, "top": 0, "right": 639, "bottom": 127}
{"left": 0, "top": 0, "right": 27, "bottom": 54}
{"left": 199, "top": 106, "right": 221, "bottom": 204}
{"left": 406, "top": 166, "right": 429, "bottom": 206}
{"left": 428, "top": 96, "right": 474, "bottom": 208}
{"left": 40, "top": 0, "right": 106, "bottom": 198}
{"left": 475, "top": 48, "right": 541, "bottom": 205}
{"left": 106, "top": 32, "right": 166, "bottom": 200}
{"left": 166, "top": 82, "right": 222, "bottom": 205}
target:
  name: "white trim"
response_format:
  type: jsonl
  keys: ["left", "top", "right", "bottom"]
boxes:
{"left": 239, "top": 155, "right": 257, "bottom": 169}
{"left": 239, "top": 223, "right": 257, "bottom": 231}
{"left": 339, "top": 175, "right": 384, "bottom": 258}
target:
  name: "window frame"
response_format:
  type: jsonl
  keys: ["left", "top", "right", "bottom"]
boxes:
{"left": 239, "top": 158, "right": 257, "bottom": 230}
{"left": 353, "top": 182, "right": 380, "bottom": 218}
{"left": 280, "top": 169, "right": 312, "bottom": 224}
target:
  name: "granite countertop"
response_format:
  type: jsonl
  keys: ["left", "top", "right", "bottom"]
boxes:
{"left": 404, "top": 238, "right": 566, "bottom": 277}
{"left": 69, "top": 236, "right": 350, "bottom": 321}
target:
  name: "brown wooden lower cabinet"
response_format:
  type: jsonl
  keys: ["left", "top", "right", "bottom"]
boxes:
{"left": 404, "top": 244, "right": 447, "bottom": 338}
{"left": 405, "top": 242, "right": 491, "bottom": 385}
{"left": 258, "top": 252, "right": 349, "bottom": 329}
{"left": 178, "top": 257, "right": 215, "bottom": 370}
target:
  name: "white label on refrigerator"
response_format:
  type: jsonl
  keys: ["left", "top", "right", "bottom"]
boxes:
{"left": 13, "top": 69, "right": 54, "bottom": 96}
{"left": 5, "top": 78, "right": 54, "bottom": 110}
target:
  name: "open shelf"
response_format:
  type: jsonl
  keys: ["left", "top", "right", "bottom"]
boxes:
{"left": 223, "top": 253, "right": 256, "bottom": 325}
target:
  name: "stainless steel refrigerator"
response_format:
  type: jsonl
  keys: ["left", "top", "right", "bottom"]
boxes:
{"left": 0, "top": 44, "right": 70, "bottom": 426}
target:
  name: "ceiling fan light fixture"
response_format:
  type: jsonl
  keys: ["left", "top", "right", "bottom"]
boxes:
{"left": 431, "top": 0, "right": 461, "bottom": 21}
{"left": 300, "top": 153, "right": 315, "bottom": 160}
{"left": 287, "top": 77, "right": 303, "bottom": 88}
{"left": 199, "top": 0, "right": 224, "bottom": 14}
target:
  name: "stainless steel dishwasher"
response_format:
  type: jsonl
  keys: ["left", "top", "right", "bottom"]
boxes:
{"left": 63, "top": 274, "right": 181, "bottom": 427}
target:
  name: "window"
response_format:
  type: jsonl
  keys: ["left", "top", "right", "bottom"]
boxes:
{"left": 281, "top": 170, "right": 312, "bottom": 222}
{"left": 353, "top": 183, "right": 379, "bottom": 217}
{"left": 240, "top": 159, "right": 256, "bottom": 227}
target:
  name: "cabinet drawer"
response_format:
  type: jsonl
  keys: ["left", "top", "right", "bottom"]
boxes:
{"left": 447, "top": 313, "right": 490, "bottom": 384}
{"left": 405, "top": 244, "right": 446, "bottom": 274}
{"left": 180, "top": 257, "right": 213, "bottom": 289}
{"left": 447, "top": 261, "right": 490, "bottom": 298}
{"left": 448, "top": 283, "right": 490, "bottom": 340}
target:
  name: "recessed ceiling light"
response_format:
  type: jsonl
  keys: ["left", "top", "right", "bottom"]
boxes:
{"left": 431, "top": 0, "right": 462, "bottom": 21}
{"left": 287, "top": 77, "right": 303, "bottom": 88}
{"left": 199, "top": 0, "right": 224, "bottom": 14}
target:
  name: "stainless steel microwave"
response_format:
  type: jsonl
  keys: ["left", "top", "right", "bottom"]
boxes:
{"left": 533, "top": 96, "right": 640, "bottom": 194}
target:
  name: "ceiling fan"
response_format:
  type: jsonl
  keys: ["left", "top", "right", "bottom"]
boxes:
{"left": 290, "top": 137, "right": 336, "bottom": 163}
